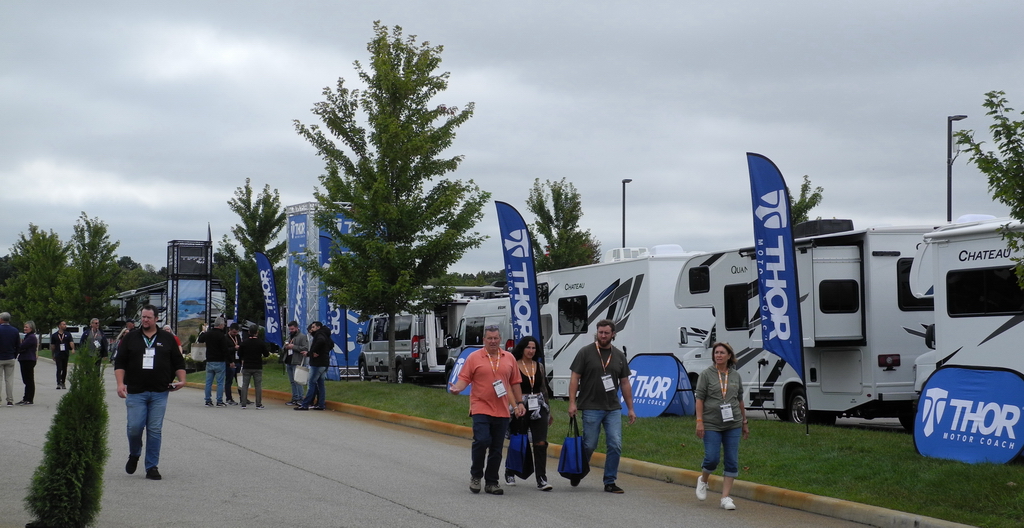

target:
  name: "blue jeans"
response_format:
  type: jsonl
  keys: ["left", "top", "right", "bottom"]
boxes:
{"left": 471, "top": 414, "right": 510, "bottom": 484}
{"left": 204, "top": 361, "right": 226, "bottom": 403}
{"left": 582, "top": 409, "right": 623, "bottom": 485}
{"left": 301, "top": 366, "right": 327, "bottom": 408}
{"left": 701, "top": 427, "right": 742, "bottom": 478}
{"left": 286, "top": 363, "right": 303, "bottom": 401}
{"left": 126, "top": 391, "right": 169, "bottom": 471}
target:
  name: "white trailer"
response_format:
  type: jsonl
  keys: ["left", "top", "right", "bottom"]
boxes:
{"left": 674, "top": 222, "right": 937, "bottom": 428}
{"left": 910, "top": 217, "right": 1024, "bottom": 388}
{"left": 535, "top": 245, "right": 706, "bottom": 398}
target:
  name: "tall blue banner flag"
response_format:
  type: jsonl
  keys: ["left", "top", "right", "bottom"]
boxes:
{"left": 495, "top": 202, "right": 542, "bottom": 352}
{"left": 255, "top": 252, "right": 284, "bottom": 347}
{"left": 747, "top": 153, "right": 804, "bottom": 381}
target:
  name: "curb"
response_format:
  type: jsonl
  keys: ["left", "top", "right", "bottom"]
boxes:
{"left": 189, "top": 384, "right": 973, "bottom": 528}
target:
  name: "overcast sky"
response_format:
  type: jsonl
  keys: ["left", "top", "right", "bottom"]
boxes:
{"left": 2, "top": 1, "right": 1020, "bottom": 275}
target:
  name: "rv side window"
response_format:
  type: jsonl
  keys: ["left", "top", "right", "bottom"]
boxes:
{"left": 558, "top": 296, "right": 588, "bottom": 335}
{"left": 897, "top": 258, "right": 934, "bottom": 311}
{"left": 819, "top": 280, "right": 860, "bottom": 313}
{"left": 464, "top": 317, "right": 485, "bottom": 347}
{"left": 723, "top": 283, "right": 750, "bottom": 330}
{"left": 540, "top": 314, "right": 553, "bottom": 344}
{"left": 393, "top": 315, "right": 413, "bottom": 341}
{"left": 689, "top": 267, "right": 710, "bottom": 294}
{"left": 947, "top": 267, "right": 1024, "bottom": 317}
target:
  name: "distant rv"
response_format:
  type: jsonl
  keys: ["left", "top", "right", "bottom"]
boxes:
{"left": 674, "top": 220, "right": 938, "bottom": 429}
{"left": 908, "top": 216, "right": 1024, "bottom": 464}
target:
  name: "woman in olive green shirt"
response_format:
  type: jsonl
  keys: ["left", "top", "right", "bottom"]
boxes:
{"left": 693, "top": 342, "right": 748, "bottom": 510}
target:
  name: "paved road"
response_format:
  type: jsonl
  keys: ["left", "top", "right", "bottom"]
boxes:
{"left": 2, "top": 362, "right": 872, "bottom": 528}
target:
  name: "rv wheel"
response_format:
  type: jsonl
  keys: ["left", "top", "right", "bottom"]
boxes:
{"left": 787, "top": 387, "right": 808, "bottom": 424}
{"left": 395, "top": 363, "right": 405, "bottom": 384}
{"left": 359, "top": 361, "right": 369, "bottom": 382}
{"left": 898, "top": 413, "right": 915, "bottom": 432}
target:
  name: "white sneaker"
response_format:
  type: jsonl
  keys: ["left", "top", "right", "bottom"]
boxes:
{"left": 505, "top": 474, "right": 516, "bottom": 486}
{"left": 695, "top": 476, "right": 707, "bottom": 501}
{"left": 720, "top": 497, "right": 736, "bottom": 510}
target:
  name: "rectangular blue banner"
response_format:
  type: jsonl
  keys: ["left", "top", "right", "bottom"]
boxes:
{"left": 495, "top": 201, "right": 542, "bottom": 351}
{"left": 255, "top": 251, "right": 284, "bottom": 347}
{"left": 287, "top": 213, "right": 308, "bottom": 332}
{"left": 747, "top": 153, "right": 804, "bottom": 381}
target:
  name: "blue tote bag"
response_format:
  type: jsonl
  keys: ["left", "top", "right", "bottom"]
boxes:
{"left": 505, "top": 416, "right": 534, "bottom": 478}
{"left": 557, "top": 415, "right": 590, "bottom": 480}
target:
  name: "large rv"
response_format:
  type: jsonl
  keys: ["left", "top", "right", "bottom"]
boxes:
{"left": 356, "top": 286, "right": 501, "bottom": 383}
{"left": 907, "top": 217, "right": 1024, "bottom": 463}
{"left": 534, "top": 245, "right": 705, "bottom": 398}
{"left": 910, "top": 217, "right": 1024, "bottom": 387}
{"left": 674, "top": 222, "right": 937, "bottom": 428}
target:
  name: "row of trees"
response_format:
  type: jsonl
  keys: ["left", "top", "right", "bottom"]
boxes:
{"left": 0, "top": 213, "right": 120, "bottom": 335}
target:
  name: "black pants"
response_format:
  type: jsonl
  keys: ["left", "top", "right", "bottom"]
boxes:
{"left": 19, "top": 360, "right": 35, "bottom": 403}
{"left": 54, "top": 354, "right": 69, "bottom": 386}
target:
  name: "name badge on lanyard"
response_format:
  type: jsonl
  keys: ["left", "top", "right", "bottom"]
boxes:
{"left": 601, "top": 374, "right": 615, "bottom": 392}
{"left": 525, "top": 394, "right": 540, "bottom": 411}
{"left": 720, "top": 403, "right": 734, "bottom": 421}
{"left": 143, "top": 348, "right": 156, "bottom": 370}
{"left": 492, "top": 380, "right": 507, "bottom": 398}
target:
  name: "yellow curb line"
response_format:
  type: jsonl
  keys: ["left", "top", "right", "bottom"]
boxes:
{"left": 185, "top": 383, "right": 971, "bottom": 528}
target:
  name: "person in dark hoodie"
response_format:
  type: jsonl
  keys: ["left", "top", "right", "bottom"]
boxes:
{"left": 294, "top": 321, "right": 331, "bottom": 411}
{"left": 237, "top": 324, "right": 269, "bottom": 409}
{"left": 198, "top": 317, "right": 233, "bottom": 407}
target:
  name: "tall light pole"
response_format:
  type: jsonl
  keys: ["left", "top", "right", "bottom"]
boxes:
{"left": 621, "top": 178, "right": 632, "bottom": 248}
{"left": 947, "top": 114, "right": 968, "bottom": 222}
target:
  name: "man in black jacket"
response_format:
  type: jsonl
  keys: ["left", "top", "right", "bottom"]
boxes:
{"left": 294, "top": 322, "right": 331, "bottom": 411}
{"left": 114, "top": 305, "right": 186, "bottom": 480}
{"left": 199, "top": 317, "right": 233, "bottom": 407}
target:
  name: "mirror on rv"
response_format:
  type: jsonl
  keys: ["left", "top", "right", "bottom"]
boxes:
{"left": 356, "top": 331, "right": 368, "bottom": 345}
{"left": 446, "top": 335, "right": 462, "bottom": 348}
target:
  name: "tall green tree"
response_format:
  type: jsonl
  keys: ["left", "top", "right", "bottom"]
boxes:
{"left": 526, "top": 178, "right": 601, "bottom": 271}
{"left": 956, "top": 90, "right": 1024, "bottom": 284}
{"left": 294, "top": 22, "right": 489, "bottom": 382}
{"left": 789, "top": 175, "right": 824, "bottom": 225}
{"left": 1, "top": 224, "right": 68, "bottom": 333}
{"left": 56, "top": 212, "right": 121, "bottom": 324}
{"left": 218, "top": 179, "right": 287, "bottom": 324}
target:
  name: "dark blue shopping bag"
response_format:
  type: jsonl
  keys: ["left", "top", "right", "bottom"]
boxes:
{"left": 505, "top": 416, "right": 534, "bottom": 478}
{"left": 557, "top": 415, "right": 590, "bottom": 481}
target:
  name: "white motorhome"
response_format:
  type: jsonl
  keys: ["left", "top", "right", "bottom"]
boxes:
{"left": 356, "top": 286, "right": 501, "bottom": 383}
{"left": 910, "top": 217, "right": 1024, "bottom": 388}
{"left": 674, "top": 221, "right": 937, "bottom": 428}
{"left": 534, "top": 245, "right": 705, "bottom": 398}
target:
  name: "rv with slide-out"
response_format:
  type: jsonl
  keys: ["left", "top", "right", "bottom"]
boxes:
{"left": 674, "top": 220, "right": 938, "bottom": 429}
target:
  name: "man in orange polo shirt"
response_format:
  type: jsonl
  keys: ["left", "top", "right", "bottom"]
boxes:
{"left": 449, "top": 325, "right": 526, "bottom": 495}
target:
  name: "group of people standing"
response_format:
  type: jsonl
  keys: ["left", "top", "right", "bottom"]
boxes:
{"left": 0, "top": 314, "right": 112, "bottom": 407}
{"left": 451, "top": 319, "right": 749, "bottom": 511}
{"left": 197, "top": 317, "right": 272, "bottom": 409}
{"left": 283, "top": 320, "right": 333, "bottom": 411}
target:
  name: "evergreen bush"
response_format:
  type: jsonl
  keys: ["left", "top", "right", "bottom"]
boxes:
{"left": 24, "top": 344, "right": 109, "bottom": 528}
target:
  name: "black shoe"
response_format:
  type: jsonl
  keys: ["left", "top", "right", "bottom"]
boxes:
{"left": 604, "top": 483, "right": 624, "bottom": 494}
{"left": 570, "top": 477, "right": 581, "bottom": 487}
{"left": 216, "top": 402, "right": 227, "bottom": 407}
{"left": 205, "top": 401, "right": 213, "bottom": 407}
{"left": 312, "top": 406, "right": 325, "bottom": 411}
{"left": 294, "top": 405, "right": 309, "bottom": 411}
{"left": 125, "top": 455, "right": 139, "bottom": 475}
{"left": 285, "top": 401, "right": 297, "bottom": 406}
{"left": 57, "top": 385, "right": 62, "bottom": 390}
{"left": 15, "top": 400, "right": 31, "bottom": 406}
{"left": 146, "top": 467, "right": 161, "bottom": 480}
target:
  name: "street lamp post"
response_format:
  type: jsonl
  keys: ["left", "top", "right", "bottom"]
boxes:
{"left": 947, "top": 114, "right": 968, "bottom": 222}
{"left": 621, "top": 179, "right": 632, "bottom": 248}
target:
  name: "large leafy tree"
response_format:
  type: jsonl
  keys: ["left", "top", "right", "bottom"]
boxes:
{"left": 526, "top": 178, "right": 601, "bottom": 271}
{"left": 294, "top": 22, "right": 489, "bottom": 382}
{"left": 1, "top": 224, "right": 68, "bottom": 333}
{"left": 789, "top": 175, "right": 824, "bottom": 225}
{"left": 56, "top": 212, "right": 121, "bottom": 324}
{"left": 956, "top": 90, "right": 1024, "bottom": 284}
{"left": 217, "top": 179, "right": 287, "bottom": 324}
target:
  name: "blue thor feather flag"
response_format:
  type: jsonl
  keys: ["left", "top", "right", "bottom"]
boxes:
{"left": 254, "top": 251, "right": 284, "bottom": 347}
{"left": 746, "top": 153, "right": 804, "bottom": 381}
{"left": 495, "top": 201, "right": 542, "bottom": 352}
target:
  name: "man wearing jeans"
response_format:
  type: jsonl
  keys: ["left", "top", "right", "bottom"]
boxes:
{"left": 294, "top": 321, "right": 330, "bottom": 411}
{"left": 199, "top": 317, "right": 231, "bottom": 407}
{"left": 448, "top": 325, "right": 525, "bottom": 496}
{"left": 568, "top": 319, "right": 636, "bottom": 493}
{"left": 283, "top": 321, "right": 309, "bottom": 405}
{"left": 114, "top": 305, "right": 186, "bottom": 481}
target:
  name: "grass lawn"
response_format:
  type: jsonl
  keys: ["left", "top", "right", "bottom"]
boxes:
{"left": 187, "top": 364, "right": 1017, "bottom": 527}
